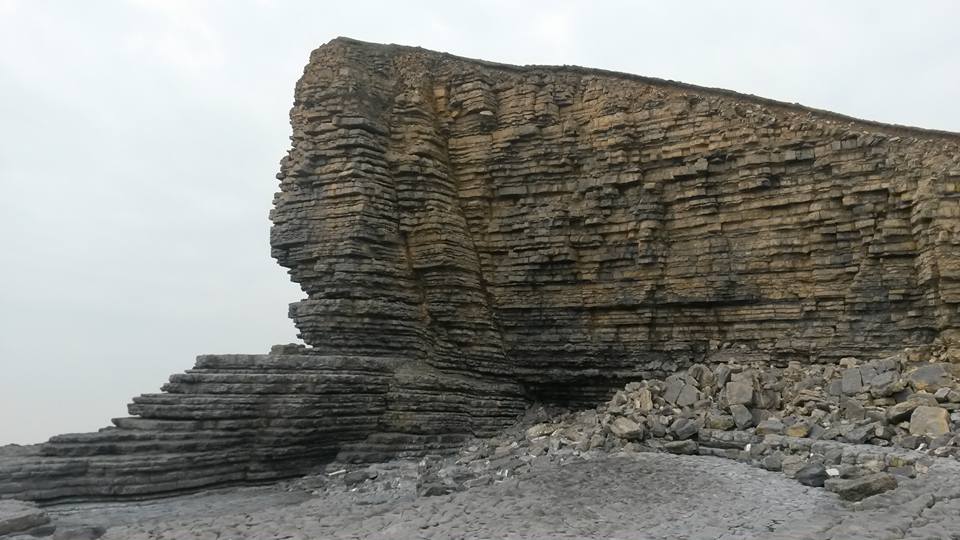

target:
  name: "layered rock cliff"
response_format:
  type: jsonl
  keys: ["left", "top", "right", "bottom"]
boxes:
{"left": 273, "top": 38, "right": 960, "bottom": 396}
{"left": 2, "top": 37, "right": 959, "bottom": 502}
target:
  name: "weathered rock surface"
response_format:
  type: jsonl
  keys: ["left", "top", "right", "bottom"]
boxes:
{"left": 273, "top": 37, "right": 960, "bottom": 397}
{"left": 825, "top": 472, "right": 899, "bottom": 501}
{"left": 0, "top": 351, "right": 523, "bottom": 501}
{"left": 0, "top": 499, "right": 51, "bottom": 537}
{"left": 3, "top": 36, "right": 960, "bottom": 503}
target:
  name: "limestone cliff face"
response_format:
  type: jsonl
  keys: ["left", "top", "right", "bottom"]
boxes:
{"left": 273, "top": 38, "right": 960, "bottom": 398}
{"left": 3, "top": 38, "right": 960, "bottom": 503}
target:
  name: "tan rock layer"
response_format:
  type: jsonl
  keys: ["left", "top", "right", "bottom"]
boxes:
{"left": 273, "top": 38, "right": 960, "bottom": 397}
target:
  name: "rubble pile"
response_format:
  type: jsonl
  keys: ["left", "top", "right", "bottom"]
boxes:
{"left": 433, "top": 343, "right": 960, "bottom": 502}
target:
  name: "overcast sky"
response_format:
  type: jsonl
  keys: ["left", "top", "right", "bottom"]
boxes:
{"left": 1, "top": 0, "right": 958, "bottom": 445}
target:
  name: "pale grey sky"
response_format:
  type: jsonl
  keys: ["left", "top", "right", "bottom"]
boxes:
{"left": 1, "top": 0, "right": 958, "bottom": 445}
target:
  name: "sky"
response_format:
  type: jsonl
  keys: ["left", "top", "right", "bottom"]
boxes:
{"left": 1, "top": 0, "right": 958, "bottom": 445}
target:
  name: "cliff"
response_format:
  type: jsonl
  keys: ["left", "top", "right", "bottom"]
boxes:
{"left": 1, "top": 37, "right": 959, "bottom": 502}
{"left": 273, "top": 38, "right": 960, "bottom": 392}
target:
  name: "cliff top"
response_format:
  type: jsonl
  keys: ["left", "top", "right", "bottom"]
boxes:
{"left": 324, "top": 36, "right": 960, "bottom": 143}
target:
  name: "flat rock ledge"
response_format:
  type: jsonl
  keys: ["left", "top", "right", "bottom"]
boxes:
{"left": 0, "top": 500, "right": 52, "bottom": 538}
{"left": 9, "top": 440, "right": 960, "bottom": 540}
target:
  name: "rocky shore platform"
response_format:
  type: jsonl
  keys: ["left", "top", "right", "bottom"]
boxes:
{"left": 7, "top": 344, "right": 960, "bottom": 539}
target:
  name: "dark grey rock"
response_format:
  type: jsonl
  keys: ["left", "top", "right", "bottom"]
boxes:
{"left": 824, "top": 472, "right": 898, "bottom": 501}
{"left": 663, "top": 440, "right": 698, "bottom": 455}
{"left": 729, "top": 404, "right": 754, "bottom": 429}
{"left": 755, "top": 418, "right": 784, "bottom": 435}
{"left": 676, "top": 384, "right": 700, "bottom": 407}
{"left": 843, "top": 423, "right": 876, "bottom": 444}
{"left": 704, "top": 411, "right": 735, "bottom": 430}
{"left": 841, "top": 398, "right": 866, "bottom": 421}
{"left": 761, "top": 452, "right": 783, "bottom": 471}
{"left": 670, "top": 418, "right": 699, "bottom": 440}
{"left": 841, "top": 368, "right": 863, "bottom": 395}
{"left": 795, "top": 462, "right": 828, "bottom": 487}
{"left": 869, "top": 371, "right": 904, "bottom": 398}
{"left": 886, "top": 399, "right": 928, "bottom": 423}
{"left": 663, "top": 376, "right": 685, "bottom": 404}
{"left": 725, "top": 381, "right": 753, "bottom": 406}
{"left": 907, "top": 364, "right": 951, "bottom": 392}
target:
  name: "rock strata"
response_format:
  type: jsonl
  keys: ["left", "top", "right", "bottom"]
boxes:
{"left": 2, "top": 36, "right": 960, "bottom": 502}
{"left": 274, "top": 37, "right": 960, "bottom": 399}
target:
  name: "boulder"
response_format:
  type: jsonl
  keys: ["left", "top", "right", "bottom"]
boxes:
{"left": 729, "top": 404, "right": 754, "bottom": 429}
{"left": 609, "top": 417, "right": 644, "bottom": 441}
{"left": 663, "top": 440, "right": 698, "bottom": 455}
{"left": 909, "top": 406, "right": 950, "bottom": 437}
{"left": 841, "top": 368, "right": 863, "bottom": 395}
{"left": 755, "top": 418, "right": 784, "bottom": 435}
{"left": 725, "top": 381, "right": 753, "bottom": 406}
{"left": 705, "top": 412, "right": 736, "bottom": 430}
{"left": 825, "top": 472, "right": 898, "bottom": 501}
{"left": 886, "top": 398, "right": 931, "bottom": 423}
{"left": 795, "top": 463, "right": 828, "bottom": 487}
{"left": 907, "top": 364, "right": 952, "bottom": 392}
{"left": 670, "top": 418, "right": 699, "bottom": 440}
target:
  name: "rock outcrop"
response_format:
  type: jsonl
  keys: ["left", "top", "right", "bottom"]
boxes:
{"left": 273, "top": 38, "right": 960, "bottom": 399}
{"left": 2, "top": 37, "right": 960, "bottom": 503}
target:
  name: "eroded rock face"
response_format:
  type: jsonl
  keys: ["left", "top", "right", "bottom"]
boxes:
{"left": 273, "top": 37, "right": 960, "bottom": 395}
{"left": 2, "top": 37, "right": 960, "bottom": 503}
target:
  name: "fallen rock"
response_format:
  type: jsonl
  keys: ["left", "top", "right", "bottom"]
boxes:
{"left": 907, "top": 364, "right": 952, "bottom": 392}
{"left": 609, "top": 417, "right": 644, "bottom": 441}
{"left": 729, "top": 404, "right": 754, "bottom": 429}
{"left": 886, "top": 399, "right": 927, "bottom": 423}
{"left": 869, "top": 371, "right": 904, "bottom": 398}
{"left": 670, "top": 418, "right": 699, "bottom": 440}
{"left": 909, "top": 406, "right": 950, "bottom": 437}
{"left": 784, "top": 422, "right": 811, "bottom": 438}
{"left": 634, "top": 388, "right": 654, "bottom": 412}
{"left": 841, "top": 368, "right": 863, "bottom": 395}
{"left": 795, "top": 462, "right": 828, "bottom": 487}
{"left": 755, "top": 418, "right": 784, "bottom": 435}
{"left": 825, "top": 472, "right": 898, "bottom": 501}
{"left": 676, "top": 385, "right": 700, "bottom": 407}
{"left": 726, "top": 381, "right": 753, "bottom": 406}
{"left": 705, "top": 411, "right": 735, "bottom": 430}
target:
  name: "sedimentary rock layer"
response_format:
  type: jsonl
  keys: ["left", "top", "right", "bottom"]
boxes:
{"left": 273, "top": 37, "right": 960, "bottom": 400}
{"left": 0, "top": 350, "right": 524, "bottom": 501}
